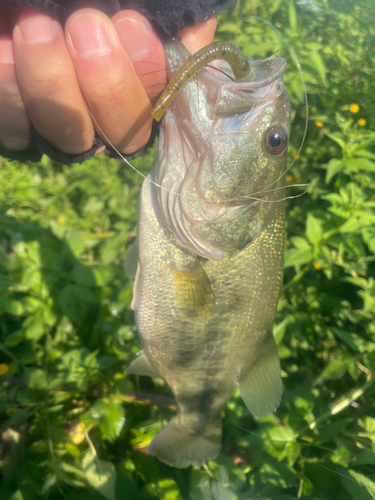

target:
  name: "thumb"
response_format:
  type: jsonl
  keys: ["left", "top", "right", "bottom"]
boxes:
{"left": 178, "top": 17, "right": 217, "bottom": 55}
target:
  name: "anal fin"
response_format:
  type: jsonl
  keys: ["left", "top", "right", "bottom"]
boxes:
{"left": 238, "top": 336, "right": 282, "bottom": 418}
{"left": 126, "top": 350, "right": 160, "bottom": 378}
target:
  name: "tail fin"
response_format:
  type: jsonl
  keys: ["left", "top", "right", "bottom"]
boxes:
{"left": 147, "top": 416, "right": 221, "bottom": 468}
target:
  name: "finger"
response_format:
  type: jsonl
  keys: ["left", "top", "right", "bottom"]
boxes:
{"left": 112, "top": 10, "right": 166, "bottom": 104}
{"left": 65, "top": 8, "right": 153, "bottom": 154}
{"left": 179, "top": 17, "right": 217, "bottom": 54}
{"left": 0, "top": 36, "right": 31, "bottom": 151}
{"left": 13, "top": 11, "right": 95, "bottom": 154}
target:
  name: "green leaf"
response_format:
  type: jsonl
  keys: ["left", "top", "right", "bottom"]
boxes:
{"left": 262, "top": 424, "right": 296, "bottom": 445}
{"left": 90, "top": 399, "right": 125, "bottom": 440}
{"left": 24, "top": 367, "right": 48, "bottom": 390}
{"left": 71, "top": 264, "right": 97, "bottom": 287}
{"left": 65, "top": 443, "right": 81, "bottom": 458}
{"left": 355, "top": 451, "right": 375, "bottom": 466}
{"left": 93, "top": 267, "right": 115, "bottom": 286}
{"left": 50, "top": 220, "right": 67, "bottom": 239}
{"left": 58, "top": 285, "right": 88, "bottom": 324}
{"left": 330, "top": 446, "right": 350, "bottom": 467}
{"left": 344, "top": 158, "right": 375, "bottom": 173}
{"left": 258, "top": 460, "right": 296, "bottom": 489}
{"left": 0, "top": 279, "right": 13, "bottom": 292}
{"left": 284, "top": 246, "right": 312, "bottom": 268}
{"left": 317, "top": 419, "right": 352, "bottom": 443}
{"left": 41, "top": 475, "right": 57, "bottom": 496}
{"left": 331, "top": 327, "right": 361, "bottom": 353}
{"left": 82, "top": 451, "right": 117, "bottom": 500}
{"left": 83, "top": 197, "right": 105, "bottom": 214}
{"left": 340, "top": 217, "right": 360, "bottom": 233}
{"left": 340, "top": 468, "right": 375, "bottom": 500}
{"left": 325, "top": 158, "right": 345, "bottom": 183}
{"left": 358, "top": 417, "right": 375, "bottom": 434}
{"left": 288, "top": 0, "right": 297, "bottom": 31}
{"left": 64, "top": 229, "right": 85, "bottom": 258}
{"left": 3, "top": 300, "right": 25, "bottom": 316}
{"left": 4, "top": 330, "right": 25, "bottom": 347}
{"left": 306, "top": 213, "right": 323, "bottom": 245}
{"left": 314, "top": 358, "right": 351, "bottom": 384}
{"left": 73, "top": 285, "right": 96, "bottom": 304}
{"left": 26, "top": 241, "right": 41, "bottom": 265}
{"left": 23, "top": 312, "right": 45, "bottom": 341}
{"left": 326, "top": 132, "right": 346, "bottom": 150}
{"left": 309, "top": 51, "right": 328, "bottom": 86}
{"left": 101, "top": 235, "right": 125, "bottom": 264}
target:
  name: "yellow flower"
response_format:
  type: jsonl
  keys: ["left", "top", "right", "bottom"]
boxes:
{"left": 315, "top": 120, "right": 324, "bottom": 128}
{"left": 293, "top": 154, "right": 299, "bottom": 160}
{"left": 358, "top": 118, "right": 366, "bottom": 127}
{"left": 349, "top": 103, "right": 359, "bottom": 113}
{"left": 286, "top": 175, "right": 293, "bottom": 182}
{"left": 0, "top": 363, "right": 9, "bottom": 375}
{"left": 275, "top": 22, "right": 282, "bottom": 28}
{"left": 58, "top": 217, "right": 65, "bottom": 225}
{"left": 313, "top": 262, "right": 321, "bottom": 270}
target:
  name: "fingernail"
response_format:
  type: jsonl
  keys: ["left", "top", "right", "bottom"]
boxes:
{"left": 0, "top": 38, "right": 14, "bottom": 64}
{"left": 115, "top": 17, "right": 151, "bottom": 61}
{"left": 69, "top": 14, "right": 111, "bottom": 58}
{"left": 18, "top": 13, "right": 60, "bottom": 44}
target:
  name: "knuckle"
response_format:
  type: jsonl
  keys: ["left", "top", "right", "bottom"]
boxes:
{"left": 86, "top": 71, "right": 137, "bottom": 107}
{"left": 28, "top": 61, "right": 73, "bottom": 99}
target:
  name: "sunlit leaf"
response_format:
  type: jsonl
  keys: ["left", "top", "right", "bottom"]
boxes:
{"left": 82, "top": 451, "right": 117, "bottom": 500}
{"left": 90, "top": 400, "right": 125, "bottom": 440}
{"left": 24, "top": 367, "right": 48, "bottom": 390}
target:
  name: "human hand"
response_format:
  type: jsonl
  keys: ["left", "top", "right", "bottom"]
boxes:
{"left": 0, "top": 5, "right": 217, "bottom": 155}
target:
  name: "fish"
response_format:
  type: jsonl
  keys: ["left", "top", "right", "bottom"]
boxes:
{"left": 125, "top": 40, "right": 291, "bottom": 468}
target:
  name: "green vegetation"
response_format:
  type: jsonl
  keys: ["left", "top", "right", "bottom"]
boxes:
{"left": 0, "top": 0, "right": 374, "bottom": 498}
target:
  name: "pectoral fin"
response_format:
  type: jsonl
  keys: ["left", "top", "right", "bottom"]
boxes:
{"left": 126, "top": 350, "right": 160, "bottom": 378}
{"left": 238, "top": 336, "right": 282, "bottom": 418}
{"left": 172, "top": 261, "right": 215, "bottom": 319}
{"left": 124, "top": 243, "right": 138, "bottom": 277}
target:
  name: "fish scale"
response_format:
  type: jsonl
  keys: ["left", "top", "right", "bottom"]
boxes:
{"left": 126, "top": 41, "right": 291, "bottom": 468}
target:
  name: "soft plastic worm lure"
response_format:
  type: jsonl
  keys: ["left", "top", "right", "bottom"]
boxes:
{"left": 151, "top": 42, "right": 252, "bottom": 122}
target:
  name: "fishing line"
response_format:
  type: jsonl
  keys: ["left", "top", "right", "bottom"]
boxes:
{"left": 212, "top": 184, "right": 308, "bottom": 207}
{"left": 84, "top": 103, "right": 182, "bottom": 197}
{"left": 238, "top": 191, "right": 307, "bottom": 203}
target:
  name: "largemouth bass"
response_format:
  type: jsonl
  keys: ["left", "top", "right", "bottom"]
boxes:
{"left": 126, "top": 41, "right": 291, "bottom": 468}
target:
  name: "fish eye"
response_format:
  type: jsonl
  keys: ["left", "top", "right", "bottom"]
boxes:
{"left": 264, "top": 127, "right": 288, "bottom": 155}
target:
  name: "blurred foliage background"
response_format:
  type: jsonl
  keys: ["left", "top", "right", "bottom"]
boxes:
{"left": 0, "top": 0, "right": 375, "bottom": 498}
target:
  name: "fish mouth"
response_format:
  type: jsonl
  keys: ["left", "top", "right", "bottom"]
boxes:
{"left": 212, "top": 57, "right": 287, "bottom": 118}
{"left": 213, "top": 56, "right": 287, "bottom": 88}
{"left": 163, "top": 42, "right": 287, "bottom": 119}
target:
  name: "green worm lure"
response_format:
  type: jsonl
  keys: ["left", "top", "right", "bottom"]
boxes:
{"left": 151, "top": 41, "right": 253, "bottom": 121}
